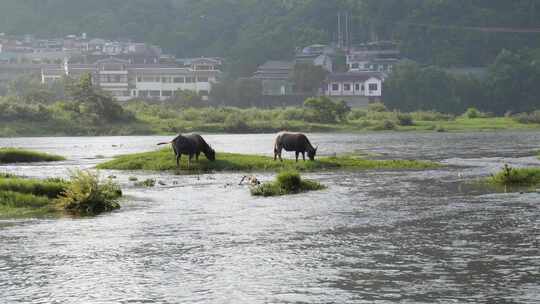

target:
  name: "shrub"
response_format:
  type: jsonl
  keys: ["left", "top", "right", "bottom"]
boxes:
{"left": 488, "top": 164, "right": 540, "bottom": 186}
{"left": 347, "top": 109, "right": 367, "bottom": 121}
{"left": 462, "top": 108, "right": 485, "bottom": 119}
{"left": 513, "top": 111, "right": 540, "bottom": 124}
{"left": 370, "top": 120, "right": 396, "bottom": 131}
{"left": 411, "top": 111, "right": 454, "bottom": 121}
{"left": 55, "top": 170, "right": 122, "bottom": 216}
{"left": 395, "top": 112, "right": 414, "bottom": 126}
{"left": 224, "top": 112, "right": 249, "bottom": 132}
{"left": 367, "top": 102, "right": 388, "bottom": 112}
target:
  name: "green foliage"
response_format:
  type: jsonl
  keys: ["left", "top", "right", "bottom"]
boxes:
{"left": 96, "top": 148, "right": 440, "bottom": 173}
{"left": 395, "top": 112, "right": 414, "bottom": 126}
{"left": 0, "top": 191, "right": 55, "bottom": 218}
{"left": 0, "top": 148, "right": 65, "bottom": 163}
{"left": 251, "top": 170, "right": 325, "bottom": 197}
{"left": 134, "top": 178, "right": 156, "bottom": 187}
{"left": 304, "top": 97, "right": 351, "bottom": 123}
{"left": 462, "top": 107, "right": 484, "bottom": 119}
{"left": 0, "top": 175, "right": 67, "bottom": 198}
{"left": 512, "top": 111, "right": 540, "bottom": 124}
{"left": 367, "top": 102, "right": 388, "bottom": 113}
{"left": 55, "top": 170, "right": 122, "bottom": 216}
{"left": 488, "top": 164, "right": 540, "bottom": 187}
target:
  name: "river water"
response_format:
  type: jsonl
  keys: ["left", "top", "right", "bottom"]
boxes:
{"left": 0, "top": 132, "right": 539, "bottom": 303}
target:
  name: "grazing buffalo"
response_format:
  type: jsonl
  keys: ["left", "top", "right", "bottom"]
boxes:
{"left": 274, "top": 132, "right": 317, "bottom": 162}
{"left": 158, "top": 134, "right": 216, "bottom": 168}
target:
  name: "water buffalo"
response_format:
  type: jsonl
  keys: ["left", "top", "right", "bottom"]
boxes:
{"left": 157, "top": 134, "right": 215, "bottom": 168}
{"left": 274, "top": 132, "right": 317, "bottom": 162}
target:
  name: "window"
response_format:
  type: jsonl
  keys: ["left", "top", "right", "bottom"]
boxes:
{"left": 355, "top": 83, "right": 360, "bottom": 91}
{"left": 369, "top": 83, "right": 378, "bottom": 91}
{"left": 332, "top": 83, "right": 339, "bottom": 91}
{"left": 149, "top": 90, "right": 160, "bottom": 97}
{"left": 343, "top": 83, "right": 351, "bottom": 91}
{"left": 185, "top": 77, "right": 194, "bottom": 83}
{"left": 361, "top": 85, "right": 365, "bottom": 91}
{"left": 351, "top": 63, "right": 359, "bottom": 69}
{"left": 197, "top": 76, "right": 209, "bottom": 82}
{"left": 139, "top": 90, "right": 149, "bottom": 97}
{"left": 162, "top": 90, "right": 173, "bottom": 97}
{"left": 173, "top": 77, "right": 184, "bottom": 83}
{"left": 142, "top": 76, "right": 155, "bottom": 82}
{"left": 161, "top": 77, "right": 171, "bottom": 83}
{"left": 136, "top": 76, "right": 142, "bottom": 82}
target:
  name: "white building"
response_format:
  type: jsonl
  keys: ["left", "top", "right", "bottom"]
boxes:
{"left": 42, "top": 57, "right": 221, "bottom": 101}
{"left": 325, "top": 72, "right": 383, "bottom": 97}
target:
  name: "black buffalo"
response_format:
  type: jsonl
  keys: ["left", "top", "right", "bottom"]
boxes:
{"left": 158, "top": 134, "right": 215, "bottom": 167}
{"left": 273, "top": 132, "right": 317, "bottom": 162}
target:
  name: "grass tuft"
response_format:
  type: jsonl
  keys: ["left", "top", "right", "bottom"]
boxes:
{"left": 55, "top": 170, "right": 122, "bottom": 216}
{"left": 487, "top": 164, "right": 540, "bottom": 187}
{"left": 251, "top": 170, "right": 325, "bottom": 197}
{"left": 0, "top": 148, "right": 65, "bottom": 164}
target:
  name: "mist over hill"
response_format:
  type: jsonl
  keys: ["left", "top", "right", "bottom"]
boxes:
{"left": 1, "top": 0, "right": 540, "bottom": 75}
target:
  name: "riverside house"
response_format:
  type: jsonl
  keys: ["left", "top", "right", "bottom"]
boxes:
{"left": 42, "top": 57, "right": 221, "bottom": 101}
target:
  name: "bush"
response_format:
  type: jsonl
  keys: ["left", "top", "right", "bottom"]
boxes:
{"left": 224, "top": 112, "right": 249, "bottom": 132}
{"left": 55, "top": 170, "right": 122, "bottom": 216}
{"left": 347, "top": 109, "right": 367, "bottom": 121}
{"left": 395, "top": 112, "right": 414, "bottom": 126}
{"left": 371, "top": 120, "right": 396, "bottom": 131}
{"left": 462, "top": 107, "right": 489, "bottom": 119}
{"left": 488, "top": 164, "right": 540, "bottom": 186}
{"left": 367, "top": 102, "right": 388, "bottom": 112}
{"left": 411, "top": 111, "right": 454, "bottom": 121}
{"left": 513, "top": 111, "right": 540, "bottom": 124}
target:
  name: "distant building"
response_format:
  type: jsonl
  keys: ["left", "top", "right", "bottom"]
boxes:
{"left": 295, "top": 44, "right": 336, "bottom": 72}
{"left": 41, "top": 57, "right": 221, "bottom": 102}
{"left": 346, "top": 41, "right": 401, "bottom": 73}
{"left": 252, "top": 61, "right": 294, "bottom": 96}
{"left": 323, "top": 71, "right": 385, "bottom": 107}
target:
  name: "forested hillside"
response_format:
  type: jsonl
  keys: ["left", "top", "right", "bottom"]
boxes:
{"left": 1, "top": 0, "right": 540, "bottom": 75}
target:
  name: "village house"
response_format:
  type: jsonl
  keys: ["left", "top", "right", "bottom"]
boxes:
{"left": 252, "top": 61, "right": 295, "bottom": 96}
{"left": 323, "top": 71, "right": 385, "bottom": 107}
{"left": 41, "top": 57, "right": 221, "bottom": 101}
{"left": 346, "top": 41, "right": 401, "bottom": 73}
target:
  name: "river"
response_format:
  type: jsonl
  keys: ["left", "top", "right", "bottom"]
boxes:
{"left": 1, "top": 132, "right": 539, "bottom": 303}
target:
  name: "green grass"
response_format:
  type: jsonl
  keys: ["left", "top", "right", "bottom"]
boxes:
{"left": 96, "top": 148, "right": 439, "bottom": 173}
{"left": 251, "top": 170, "right": 326, "bottom": 197}
{"left": 0, "top": 172, "right": 122, "bottom": 218}
{"left": 487, "top": 164, "right": 540, "bottom": 187}
{"left": 0, "top": 148, "right": 65, "bottom": 164}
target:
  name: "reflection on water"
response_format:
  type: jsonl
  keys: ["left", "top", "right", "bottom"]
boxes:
{"left": 0, "top": 132, "right": 539, "bottom": 303}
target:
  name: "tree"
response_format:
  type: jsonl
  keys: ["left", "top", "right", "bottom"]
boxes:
{"left": 303, "top": 96, "right": 350, "bottom": 123}
{"left": 292, "top": 63, "right": 328, "bottom": 94}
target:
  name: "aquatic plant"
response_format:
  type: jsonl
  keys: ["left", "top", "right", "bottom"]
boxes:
{"left": 251, "top": 170, "right": 325, "bottom": 197}
{"left": 134, "top": 178, "right": 156, "bottom": 187}
{"left": 0, "top": 148, "right": 65, "bottom": 164}
{"left": 488, "top": 164, "right": 540, "bottom": 187}
{"left": 55, "top": 170, "right": 122, "bottom": 216}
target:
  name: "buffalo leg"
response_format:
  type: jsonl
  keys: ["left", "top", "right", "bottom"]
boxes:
{"left": 302, "top": 152, "right": 305, "bottom": 161}
{"left": 176, "top": 154, "right": 181, "bottom": 168}
{"left": 295, "top": 151, "right": 299, "bottom": 162}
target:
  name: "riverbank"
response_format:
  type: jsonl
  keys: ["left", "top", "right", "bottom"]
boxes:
{"left": 0, "top": 148, "right": 65, "bottom": 163}
{"left": 96, "top": 148, "right": 440, "bottom": 173}
{"left": 2, "top": 102, "right": 540, "bottom": 137}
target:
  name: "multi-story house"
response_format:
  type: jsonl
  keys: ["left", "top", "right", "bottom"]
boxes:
{"left": 346, "top": 41, "right": 401, "bottom": 73}
{"left": 41, "top": 57, "right": 221, "bottom": 101}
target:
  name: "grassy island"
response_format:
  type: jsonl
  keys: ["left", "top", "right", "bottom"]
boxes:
{"left": 487, "top": 164, "right": 540, "bottom": 188}
{"left": 0, "top": 171, "right": 122, "bottom": 218}
{"left": 251, "top": 170, "right": 325, "bottom": 197}
{"left": 0, "top": 148, "right": 65, "bottom": 164}
{"left": 96, "top": 148, "right": 439, "bottom": 173}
